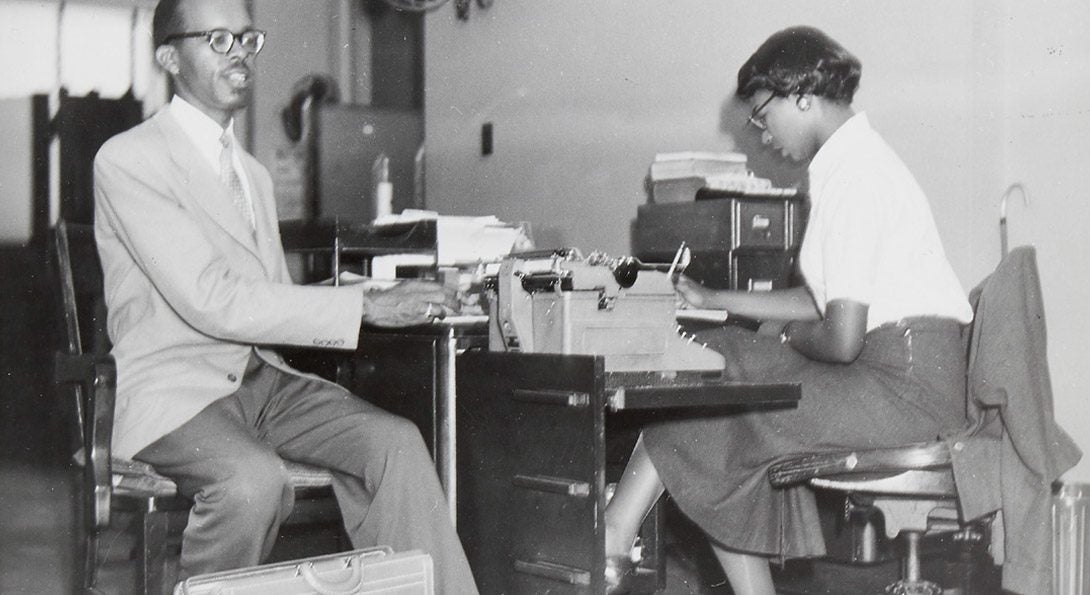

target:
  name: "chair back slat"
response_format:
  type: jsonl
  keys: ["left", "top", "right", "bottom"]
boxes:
{"left": 53, "top": 219, "right": 110, "bottom": 452}
{"left": 54, "top": 220, "right": 109, "bottom": 357}
{"left": 55, "top": 220, "right": 82, "bottom": 355}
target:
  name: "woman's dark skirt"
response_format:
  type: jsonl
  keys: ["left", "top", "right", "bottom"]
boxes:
{"left": 641, "top": 317, "right": 968, "bottom": 559}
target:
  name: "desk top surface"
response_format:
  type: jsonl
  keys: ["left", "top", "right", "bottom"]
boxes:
{"left": 606, "top": 370, "right": 801, "bottom": 411}
{"left": 280, "top": 218, "right": 437, "bottom": 254}
{"left": 457, "top": 350, "right": 801, "bottom": 413}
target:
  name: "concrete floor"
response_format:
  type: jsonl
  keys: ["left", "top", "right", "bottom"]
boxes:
{"left": 0, "top": 462, "right": 77, "bottom": 594}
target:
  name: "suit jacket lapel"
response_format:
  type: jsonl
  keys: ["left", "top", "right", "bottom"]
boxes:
{"left": 154, "top": 111, "right": 261, "bottom": 258}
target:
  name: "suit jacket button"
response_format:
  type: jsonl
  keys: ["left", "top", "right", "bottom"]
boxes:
{"left": 228, "top": 373, "right": 238, "bottom": 383}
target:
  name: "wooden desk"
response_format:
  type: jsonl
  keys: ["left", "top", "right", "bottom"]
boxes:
{"left": 455, "top": 351, "right": 801, "bottom": 594}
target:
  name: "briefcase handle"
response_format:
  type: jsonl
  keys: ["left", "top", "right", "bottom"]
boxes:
{"left": 299, "top": 555, "right": 364, "bottom": 595}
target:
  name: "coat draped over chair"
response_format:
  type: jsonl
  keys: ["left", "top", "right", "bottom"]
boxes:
{"left": 949, "top": 245, "right": 1081, "bottom": 595}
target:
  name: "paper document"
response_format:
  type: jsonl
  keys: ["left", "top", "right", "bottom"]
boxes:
{"left": 676, "top": 309, "right": 729, "bottom": 323}
{"left": 373, "top": 209, "right": 532, "bottom": 266}
{"left": 434, "top": 314, "right": 489, "bottom": 326}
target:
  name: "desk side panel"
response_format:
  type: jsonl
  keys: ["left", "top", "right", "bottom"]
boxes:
{"left": 457, "top": 351, "right": 606, "bottom": 595}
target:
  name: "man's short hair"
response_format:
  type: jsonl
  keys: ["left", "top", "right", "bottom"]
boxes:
{"left": 152, "top": 0, "right": 187, "bottom": 48}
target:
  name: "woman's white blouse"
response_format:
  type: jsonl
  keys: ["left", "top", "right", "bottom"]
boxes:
{"left": 798, "top": 112, "right": 973, "bottom": 331}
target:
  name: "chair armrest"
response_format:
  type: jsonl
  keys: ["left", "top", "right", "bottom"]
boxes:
{"left": 55, "top": 351, "right": 117, "bottom": 529}
{"left": 768, "top": 441, "right": 951, "bottom": 488}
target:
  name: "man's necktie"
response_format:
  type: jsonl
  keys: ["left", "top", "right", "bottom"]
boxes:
{"left": 219, "top": 131, "right": 255, "bottom": 230}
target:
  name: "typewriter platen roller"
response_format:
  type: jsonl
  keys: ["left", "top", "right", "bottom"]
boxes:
{"left": 485, "top": 249, "right": 725, "bottom": 373}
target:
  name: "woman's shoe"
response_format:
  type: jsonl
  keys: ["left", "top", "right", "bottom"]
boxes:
{"left": 604, "top": 555, "right": 638, "bottom": 594}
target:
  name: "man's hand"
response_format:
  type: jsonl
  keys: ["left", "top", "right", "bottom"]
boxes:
{"left": 361, "top": 279, "right": 460, "bottom": 328}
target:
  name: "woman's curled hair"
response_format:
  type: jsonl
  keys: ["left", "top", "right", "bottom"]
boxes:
{"left": 737, "top": 26, "right": 861, "bottom": 103}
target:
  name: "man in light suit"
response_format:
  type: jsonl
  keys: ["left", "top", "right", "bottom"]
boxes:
{"left": 92, "top": 0, "right": 478, "bottom": 591}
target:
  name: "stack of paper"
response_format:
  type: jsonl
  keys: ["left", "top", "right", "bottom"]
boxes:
{"left": 649, "top": 152, "right": 749, "bottom": 203}
{"left": 649, "top": 151, "right": 748, "bottom": 183}
{"left": 703, "top": 174, "right": 798, "bottom": 198}
{"left": 648, "top": 151, "right": 797, "bottom": 202}
{"left": 371, "top": 210, "right": 533, "bottom": 277}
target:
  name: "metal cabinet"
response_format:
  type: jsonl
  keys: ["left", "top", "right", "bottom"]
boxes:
{"left": 633, "top": 197, "right": 804, "bottom": 290}
{"left": 455, "top": 351, "right": 657, "bottom": 594}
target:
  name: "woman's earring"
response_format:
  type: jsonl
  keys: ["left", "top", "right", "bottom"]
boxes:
{"left": 797, "top": 96, "right": 811, "bottom": 111}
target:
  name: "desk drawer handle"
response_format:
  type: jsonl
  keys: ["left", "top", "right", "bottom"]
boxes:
{"left": 513, "top": 559, "right": 591, "bottom": 585}
{"left": 512, "top": 474, "right": 591, "bottom": 498}
{"left": 512, "top": 388, "right": 590, "bottom": 408}
{"left": 748, "top": 278, "right": 774, "bottom": 292}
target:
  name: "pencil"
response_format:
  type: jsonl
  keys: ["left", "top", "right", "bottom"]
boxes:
{"left": 666, "top": 241, "right": 687, "bottom": 280}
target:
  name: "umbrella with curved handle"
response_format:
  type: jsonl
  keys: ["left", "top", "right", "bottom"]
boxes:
{"left": 999, "top": 183, "right": 1030, "bottom": 257}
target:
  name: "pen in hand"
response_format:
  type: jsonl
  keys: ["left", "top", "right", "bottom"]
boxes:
{"left": 666, "top": 241, "right": 689, "bottom": 283}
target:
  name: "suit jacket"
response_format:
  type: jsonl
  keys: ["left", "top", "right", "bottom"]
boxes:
{"left": 949, "top": 246, "right": 1081, "bottom": 595}
{"left": 93, "top": 108, "right": 365, "bottom": 460}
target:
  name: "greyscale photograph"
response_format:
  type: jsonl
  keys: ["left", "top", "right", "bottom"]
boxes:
{"left": 0, "top": 1, "right": 1087, "bottom": 593}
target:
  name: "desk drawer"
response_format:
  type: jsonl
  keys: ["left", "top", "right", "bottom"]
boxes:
{"left": 734, "top": 199, "right": 791, "bottom": 249}
{"left": 733, "top": 252, "right": 796, "bottom": 291}
{"left": 634, "top": 202, "right": 733, "bottom": 254}
{"left": 634, "top": 199, "right": 802, "bottom": 291}
{"left": 634, "top": 199, "right": 799, "bottom": 256}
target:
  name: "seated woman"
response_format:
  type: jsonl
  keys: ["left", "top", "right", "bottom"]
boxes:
{"left": 604, "top": 26, "right": 973, "bottom": 595}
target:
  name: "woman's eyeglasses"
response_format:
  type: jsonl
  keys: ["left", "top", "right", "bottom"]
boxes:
{"left": 164, "top": 29, "right": 266, "bottom": 56}
{"left": 746, "top": 93, "right": 777, "bottom": 131}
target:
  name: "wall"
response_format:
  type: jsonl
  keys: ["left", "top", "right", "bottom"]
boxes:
{"left": 993, "top": 0, "right": 1090, "bottom": 480}
{"left": 423, "top": 1, "right": 980, "bottom": 269}
{"left": 251, "top": 0, "right": 357, "bottom": 172}
{"left": 424, "top": 1, "right": 1088, "bottom": 480}
{"left": 0, "top": 99, "right": 34, "bottom": 245}
{"left": 249, "top": 1, "right": 420, "bottom": 220}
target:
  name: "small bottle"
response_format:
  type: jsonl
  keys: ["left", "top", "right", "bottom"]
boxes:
{"left": 373, "top": 153, "right": 392, "bottom": 220}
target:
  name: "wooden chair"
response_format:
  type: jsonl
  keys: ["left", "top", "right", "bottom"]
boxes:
{"left": 52, "top": 220, "right": 344, "bottom": 594}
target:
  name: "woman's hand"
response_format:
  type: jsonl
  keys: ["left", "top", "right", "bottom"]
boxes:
{"left": 675, "top": 275, "right": 714, "bottom": 309}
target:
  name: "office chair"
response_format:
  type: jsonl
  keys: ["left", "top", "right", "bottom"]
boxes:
{"left": 770, "top": 443, "right": 984, "bottom": 594}
{"left": 769, "top": 246, "right": 1077, "bottom": 595}
{"left": 52, "top": 220, "right": 344, "bottom": 595}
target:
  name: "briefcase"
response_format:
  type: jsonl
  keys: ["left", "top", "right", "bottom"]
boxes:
{"left": 173, "top": 546, "right": 434, "bottom": 594}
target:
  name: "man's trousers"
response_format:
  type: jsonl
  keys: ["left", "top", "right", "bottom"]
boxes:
{"left": 134, "top": 353, "right": 478, "bottom": 594}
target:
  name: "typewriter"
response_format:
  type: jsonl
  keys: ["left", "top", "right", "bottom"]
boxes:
{"left": 484, "top": 249, "right": 725, "bottom": 374}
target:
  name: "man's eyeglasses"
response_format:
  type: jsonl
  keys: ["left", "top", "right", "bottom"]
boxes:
{"left": 163, "top": 29, "right": 266, "bottom": 55}
{"left": 746, "top": 93, "right": 778, "bottom": 131}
